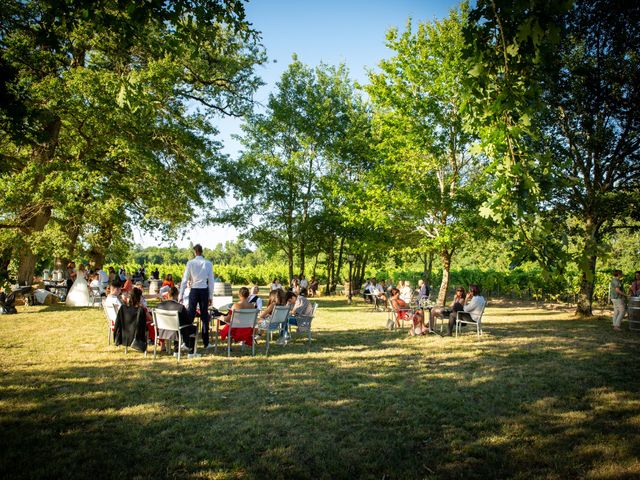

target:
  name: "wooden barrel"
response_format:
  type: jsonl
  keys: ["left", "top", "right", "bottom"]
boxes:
{"left": 148, "top": 279, "right": 162, "bottom": 295}
{"left": 213, "top": 282, "right": 233, "bottom": 296}
{"left": 629, "top": 297, "right": 640, "bottom": 331}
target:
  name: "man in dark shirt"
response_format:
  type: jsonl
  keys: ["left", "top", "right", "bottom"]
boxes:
{"left": 156, "top": 286, "right": 200, "bottom": 358}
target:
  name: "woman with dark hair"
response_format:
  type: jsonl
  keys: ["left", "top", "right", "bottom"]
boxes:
{"left": 219, "top": 287, "right": 256, "bottom": 346}
{"left": 390, "top": 287, "right": 426, "bottom": 335}
{"left": 113, "top": 286, "right": 148, "bottom": 352}
{"left": 430, "top": 286, "right": 466, "bottom": 332}
{"left": 259, "top": 289, "right": 286, "bottom": 321}
{"left": 445, "top": 284, "right": 485, "bottom": 336}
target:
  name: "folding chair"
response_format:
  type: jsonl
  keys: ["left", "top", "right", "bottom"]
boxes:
{"left": 220, "top": 309, "right": 259, "bottom": 357}
{"left": 90, "top": 286, "right": 102, "bottom": 308}
{"left": 386, "top": 299, "right": 397, "bottom": 329}
{"left": 289, "top": 303, "right": 318, "bottom": 352}
{"left": 390, "top": 299, "right": 414, "bottom": 331}
{"left": 455, "top": 303, "right": 486, "bottom": 337}
{"left": 102, "top": 300, "right": 119, "bottom": 345}
{"left": 256, "top": 305, "right": 291, "bottom": 356}
{"left": 151, "top": 308, "right": 199, "bottom": 360}
{"left": 211, "top": 296, "right": 233, "bottom": 350}
{"left": 367, "top": 293, "right": 382, "bottom": 311}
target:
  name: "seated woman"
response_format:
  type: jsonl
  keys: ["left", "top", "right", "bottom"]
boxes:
{"left": 417, "top": 279, "right": 430, "bottom": 303}
{"left": 256, "top": 289, "right": 288, "bottom": 336}
{"left": 446, "top": 284, "right": 486, "bottom": 336}
{"left": 134, "top": 283, "right": 155, "bottom": 343}
{"left": 309, "top": 276, "right": 319, "bottom": 297}
{"left": 390, "top": 287, "right": 426, "bottom": 335}
{"left": 113, "top": 287, "right": 148, "bottom": 352}
{"left": 159, "top": 273, "right": 175, "bottom": 298}
{"left": 430, "top": 286, "right": 465, "bottom": 332}
{"left": 219, "top": 287, "right": 256, "bottom": 346}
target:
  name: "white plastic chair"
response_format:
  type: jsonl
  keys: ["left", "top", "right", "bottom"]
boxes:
{"left": 102, "top": 299, "right": 120, "bottom": 345}
{"left": 256, "top": 305, "right": 291, "bottom": 356}
{"left": 90, "top": 286, "right": 102, "bottom": 308}
{"left": 151, "top": 308, "right": 199, "bottom": 360}
{"left": 390, "top": 299, "right": 414, "bottom": 331}
{"left": 289, "top": 303, "right": 318, "bottom": 352}
{"left": 220, "top": 309, "right": 259, "bottom": 357}
{"left": 455, "top": 303, "right": 486, "bottom": 337}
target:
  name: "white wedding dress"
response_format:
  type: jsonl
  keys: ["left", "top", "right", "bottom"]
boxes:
{"left": 66, "top": 274, "right": 91, "bottom": 307}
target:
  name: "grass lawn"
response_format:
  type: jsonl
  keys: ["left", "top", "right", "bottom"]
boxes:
{"left": 0, "top": 296, "right": 639, "bottom": 479}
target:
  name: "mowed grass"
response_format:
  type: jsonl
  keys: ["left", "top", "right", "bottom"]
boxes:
{"left": 0, "top": 297, "right": 639, "bottom": 479}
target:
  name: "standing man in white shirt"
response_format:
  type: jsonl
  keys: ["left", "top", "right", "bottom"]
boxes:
{"left": 179, "top": 244, "right": 215, "bottom": 349}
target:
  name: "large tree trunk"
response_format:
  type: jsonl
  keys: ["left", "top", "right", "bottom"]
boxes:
{"left": 336, "top": 236, "right": 344, "bottom": 283}
{"left": 299, "top": 239, "right": 305, "bottom": 278}
{"left": 575, "top": 219, "right": 599, "bottom": 317}
{"left": 16, "top": 207, "right": 53, "bottom": 285}
{"left": 0, "top": 246, "right": 11, "bottom": 282}
{"left": 437, "top": 248, "right": 453, "bottom": 306}
{"left": 15, "top": 118, "right": 61, "bottom": 285}
{"left": 287, "top": 245, "right": 294, "bottom": 283}
{"left": 88, "top": 226, "right": 113, "bottom": 269}
{"left": 324, "top": 238, "right": 335, "bottom": 295}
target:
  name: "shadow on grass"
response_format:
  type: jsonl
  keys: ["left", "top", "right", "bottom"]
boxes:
{"left": 1, "top": 309, "right": 639, "bottom": 479}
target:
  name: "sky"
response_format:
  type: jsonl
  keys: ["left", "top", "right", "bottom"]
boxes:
{"left": 134, "top": 0, "right": 458, "bottom": 248}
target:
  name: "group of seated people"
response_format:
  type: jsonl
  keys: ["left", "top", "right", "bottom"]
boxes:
{"left": 270, "top": 275, "right": 319, "bottom": 297}
{"left": 220, "top": 285, "right": 314, "bottom": 347}
{"left": 388, "top": 283, "right": 486, "bottom": 337}
{"left": 363, "top": 278, "right": 430, "bottom": 306}
{"left": 104, "top": 278, "right": 157, "bottom": 353}
{"left": 105, "top": 277, "right": 316, "bottom": 358}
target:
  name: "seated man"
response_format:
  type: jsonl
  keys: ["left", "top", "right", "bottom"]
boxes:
{"left": 247, "top": 285, "right": 263, "bottom": 310}
{"left": 104, "top": 279, "right": 123, "bottom": 311}
{"left": 280, "top": 288, "right": 314, "bottom": 345}
{"left": 446, "top": 284, "right": 485, "bottom": 336}
{"left": 156, "top": 286, "right": 200, "bottom": 358}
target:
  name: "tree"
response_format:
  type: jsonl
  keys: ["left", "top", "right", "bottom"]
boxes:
{"left": 366, "top": 4, "right": 483, "bottom": 305}
{"left": 0, "top": 0, "right": 265, "bottom": 282}
{"left": 234, "top": 58, "right": 367, "bottom": 281}
{"left": 543, "top": 0, "right": 640, "bottom": 315}
{"left": 464, "top": 0, "right": 640, "bottom": 315}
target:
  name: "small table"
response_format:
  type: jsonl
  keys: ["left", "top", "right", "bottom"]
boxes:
{"left": 44, "top": 281, "right": 68, "bottom": 299}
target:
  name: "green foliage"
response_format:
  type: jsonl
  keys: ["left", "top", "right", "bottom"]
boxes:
{"left": 0, "top": 0, "right": 265, "bottom": 282}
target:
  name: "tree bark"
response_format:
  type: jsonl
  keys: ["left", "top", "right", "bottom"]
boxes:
{"left": 336, "top": 236, "right": 344, "bottom": 283}
{"left": 575, "top": 218, "right": 600, "bottom": 316}
{"left": 0, "top": 246, "right": 12, "bottom": 283}
{"left": 437, "top": 248, "right": 453, "bottom": 306}
{"left": 325, "top": 238, "right": 334, "bottom": 295}
{"left": 16, "top": 207, "right": 53, "bottom": 285}
{"left": 426, "top": 251, "right": 434, "bottom": 285}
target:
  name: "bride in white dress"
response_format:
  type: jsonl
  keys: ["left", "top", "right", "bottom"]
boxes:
{"left": 66, "top": 264, "right": 91, "bottom": 307}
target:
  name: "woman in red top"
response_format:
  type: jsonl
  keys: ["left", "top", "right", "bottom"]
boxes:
{"left": 220, "top": 287, "right": 256, "bottom": 346}
{"left": 162, "top": 274, "right": 175, "bottom": 289}
{"left": 390, "top": 287, "right": 426, "bottom": 335}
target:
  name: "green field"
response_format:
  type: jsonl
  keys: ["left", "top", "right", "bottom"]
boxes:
{"left": 0, "top": 297, "right": 638, "bottom": 479}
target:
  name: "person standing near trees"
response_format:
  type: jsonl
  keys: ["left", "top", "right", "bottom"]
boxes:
{"left": 179, "top": 244, "right": 215, "bottom": 349}
{"left": 629, "top": 271, "right": 640, "bottom": 297}
{"left": 610, "top": 270, "right": 626, "bottom": 331}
